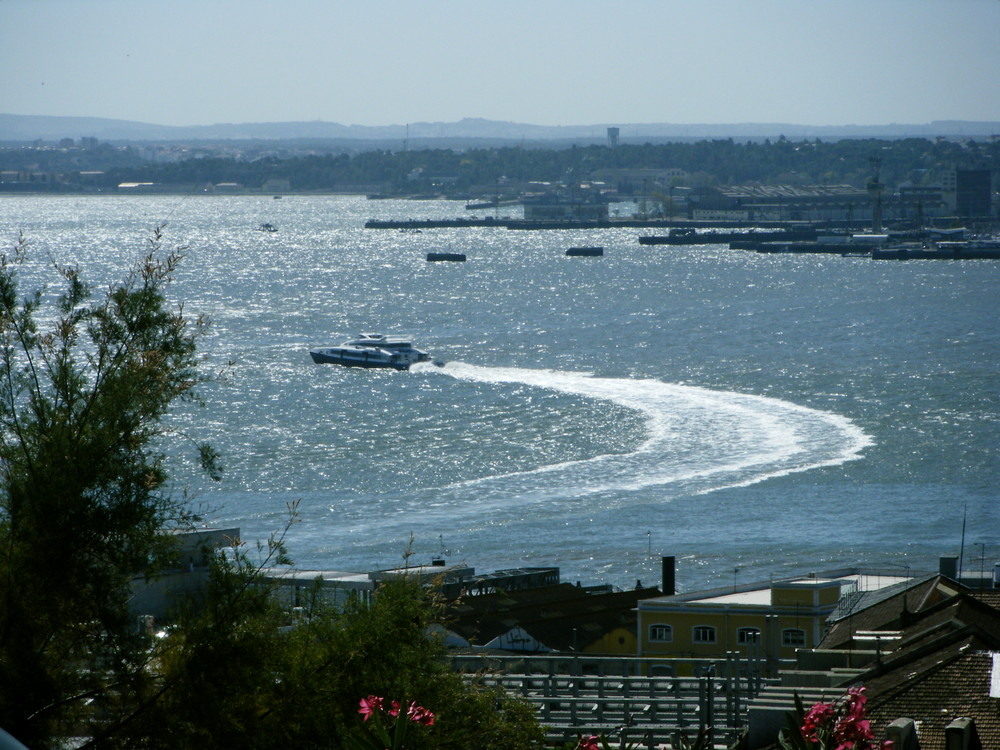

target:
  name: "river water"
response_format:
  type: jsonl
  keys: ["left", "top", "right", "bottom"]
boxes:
{"left": 3, "top": 194, "right": 998, "bottom": 592}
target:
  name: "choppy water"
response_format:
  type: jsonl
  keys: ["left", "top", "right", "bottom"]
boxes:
{"left": 3, "top": 194, "right": 998, "bottom": 591}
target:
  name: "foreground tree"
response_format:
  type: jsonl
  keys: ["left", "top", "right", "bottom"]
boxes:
{"left": 0, "top": 228, "right": 210, "bottom": 746}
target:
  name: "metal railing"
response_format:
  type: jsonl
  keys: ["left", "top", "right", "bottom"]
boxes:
{"left": 452, "top": 653, "right": 777, "bottom": 748}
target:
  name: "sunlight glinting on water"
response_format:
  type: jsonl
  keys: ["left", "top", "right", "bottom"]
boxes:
{"left": 6, "top": 195, "right": 997, "bottom": 589}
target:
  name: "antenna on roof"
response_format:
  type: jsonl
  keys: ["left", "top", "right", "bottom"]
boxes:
{"left": 958, "top": 503, "right": 967, "bottom": 581}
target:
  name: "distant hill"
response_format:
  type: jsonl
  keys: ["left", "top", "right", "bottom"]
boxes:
{"left": 2, "top": 113, "right": 998, "bottom": 144}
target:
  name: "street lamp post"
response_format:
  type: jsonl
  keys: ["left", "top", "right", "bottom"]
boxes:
{"left": 975, "top": 543, "right": 986, "bottom": 588}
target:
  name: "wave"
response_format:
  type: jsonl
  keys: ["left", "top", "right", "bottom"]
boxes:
{"left": 416, "top": 361, "right": 872, "bottom": 508}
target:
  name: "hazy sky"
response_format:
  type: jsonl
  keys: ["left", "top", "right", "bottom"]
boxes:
{"left": 3, "top": 0, "right": 999, "bottom": 128}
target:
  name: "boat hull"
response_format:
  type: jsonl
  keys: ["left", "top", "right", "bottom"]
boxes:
{"left": 309, "top": 334, "right": 431, "bottom": 371}
{"left": 309, "top": 348, "right": 410, "bottom": 370}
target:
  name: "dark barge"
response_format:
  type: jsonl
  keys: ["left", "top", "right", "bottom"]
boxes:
{"left": 639, "top": 228, "right": 819, "bottom": 245}
{"left": 565, "top": 246, "right": 604, "bottom": 257}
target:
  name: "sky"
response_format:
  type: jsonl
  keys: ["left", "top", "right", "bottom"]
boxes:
{"left": 3, "top": 0, "right": 999, "bottom": 128}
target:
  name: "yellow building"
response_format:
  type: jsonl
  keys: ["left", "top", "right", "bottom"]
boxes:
{"left": 582, "top": 625, "right": 638, "bottom": 657}
{"left": 637, "top": 569, "right": 913, "bottom": 676}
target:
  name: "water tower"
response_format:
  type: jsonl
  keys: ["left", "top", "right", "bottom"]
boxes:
{"left": 868, "top": 157, "right": 884, "bottom": 233}
{"left": 607, "top": 127, "right": 620, "bottom": 148}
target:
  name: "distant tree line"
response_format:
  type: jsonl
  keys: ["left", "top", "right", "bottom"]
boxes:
{"left": 3, "top": 137, "right": 999, "bottom": 194}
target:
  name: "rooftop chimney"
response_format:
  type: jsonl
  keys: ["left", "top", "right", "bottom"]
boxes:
{"left": 939, "top": 556, "right": 959, "bottom": 580}
{"left": 662, "top": 556, "right": 676, "bottom": 596}
{"left": 884, "top": 718, "right": 918, "bottom": 750}
{"left": 944, "top": 716, "right": 980, "bottom": 750}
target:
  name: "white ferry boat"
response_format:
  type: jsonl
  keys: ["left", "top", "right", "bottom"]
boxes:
{"left": 309, "top": 334, "right": 431, "bottom": 371}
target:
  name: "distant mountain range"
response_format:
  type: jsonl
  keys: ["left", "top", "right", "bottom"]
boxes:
{"left": 2, "top": 113, "right": 999, "bottom": 144}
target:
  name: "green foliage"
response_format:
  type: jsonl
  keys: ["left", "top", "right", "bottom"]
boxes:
{"left": 347, "top": 696, "right": 435, "bottom": 750}
{"left": 268, "top": 574, "right": 543, "bottom": 749}
{"left": 125, "top": 554, "right": 543, "bottom": 750}
{"left": 122, "top": 543, "right": 293, "bottom": 749}
{"left": 672, "top": 726, "right": 715, "bottom": 750}
{"left": 566, "top": 722, "right": 720, "bottom": 750}
{"left": 346, "top": 707, "right": 412, "bottom": 750}
{"left": 778, "top": 693, "right": 813, "bottom": 750}
{"left": 0, "top": 227, "right": 211, "bottom": 747}
{"left": 778, "top": 688, "right": 885, "bottom": 750}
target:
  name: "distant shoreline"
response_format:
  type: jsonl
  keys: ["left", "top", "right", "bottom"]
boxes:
{"left": 0, "top": 188, "right": 372, "bottom": 197}
{"left": 3, "top": 113, "right": 999, "bottom": 144}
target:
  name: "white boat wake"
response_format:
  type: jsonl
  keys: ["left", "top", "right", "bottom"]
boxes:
{"left": 311, "top": 361, "right": 874, "bottom": 542}
{"left": 412, "top": 361, "right": 872, "bottom": 512}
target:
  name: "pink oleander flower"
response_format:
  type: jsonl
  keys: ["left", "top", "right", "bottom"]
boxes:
{"left": 786, "top": 685, "right": 889, "bottom": 750}
{"left": 406, "top": 701, "right": 435, "bottom": 726}
{"left": 844, "top": 687, "right": 867, "bottom": 715}
{"left": 577, "top": 735, "right": 600, "bottom": 750}
{"left": 832, "top": 715, "right": 874, "bottom": 750}
{"left": 352, "top": 695, "right": 435, "bottom": 750}
{"left": 358, "top": 695, "right": 384, "bottom": 722}
{"left": 847, "top": 686, "right": 867, "bottom": 703}
{"left": 801, "top": 701, "right": 836, "bottom": 740}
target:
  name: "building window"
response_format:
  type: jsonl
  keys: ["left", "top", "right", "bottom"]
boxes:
{"left": 693, "top": 625, "right": 717, "bottom": 644}
{"left": 649, "top": 624, "right": 673, "bottom": 643}
{"left": 782, "top": 628, "right": 807, "bottom": 647}
{"left": 737, "top": 627, "right": 761, "bottom": 644}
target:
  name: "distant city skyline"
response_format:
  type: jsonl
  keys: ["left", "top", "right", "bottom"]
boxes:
{"left": 3, "top": 0, "right": 999, "bottom": 129}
